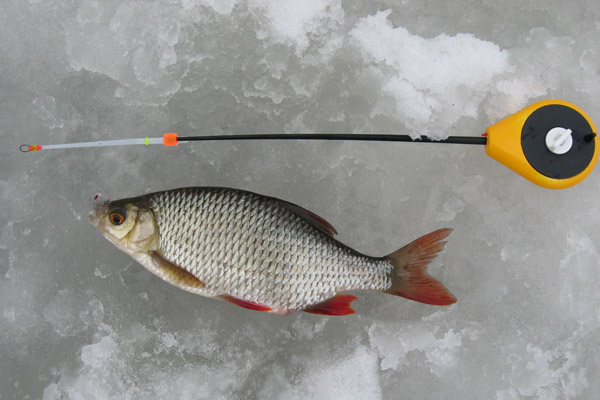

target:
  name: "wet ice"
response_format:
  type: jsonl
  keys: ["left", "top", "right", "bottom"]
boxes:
{"left": 1, "top": 0, "right": 600, "bottom": 399}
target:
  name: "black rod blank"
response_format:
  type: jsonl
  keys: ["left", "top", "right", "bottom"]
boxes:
{"left": 179, "top": 133, "right": 488, "bottom": 145}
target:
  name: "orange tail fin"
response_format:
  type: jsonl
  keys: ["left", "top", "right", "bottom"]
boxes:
{"left": 385, "top": 228, "right": 456, "bottom": 306}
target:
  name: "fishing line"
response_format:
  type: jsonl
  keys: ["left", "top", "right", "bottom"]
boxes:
{"left": 19, "top": 99, "right": 598, "bottom": 189}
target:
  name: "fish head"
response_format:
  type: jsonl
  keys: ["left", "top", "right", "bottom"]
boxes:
{"left": 89, "top": 197, "right": 159, "bottom": 255}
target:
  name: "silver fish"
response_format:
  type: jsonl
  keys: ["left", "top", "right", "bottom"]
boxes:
{"left": 89, "top": 187, "right": 456, "bottom": 315}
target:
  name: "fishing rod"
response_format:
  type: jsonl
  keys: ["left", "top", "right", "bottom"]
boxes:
{"left": 20, "top": 99, "right": 598, "bottom": 190}
{"left": 20, "top": 132, "right": 487, "bottom": 152}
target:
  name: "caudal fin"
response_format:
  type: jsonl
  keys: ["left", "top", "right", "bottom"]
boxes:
{"left": 385, "top": 228, "right": 456, "bottom": 306}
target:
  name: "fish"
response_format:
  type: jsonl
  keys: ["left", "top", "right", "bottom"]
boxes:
{"left": 89, "top": 187, "right": 456, "bottom": 315}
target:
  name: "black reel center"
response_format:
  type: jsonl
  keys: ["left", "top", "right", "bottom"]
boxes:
{"left": 521, "top": 105, "right": 596, "bottom": 179}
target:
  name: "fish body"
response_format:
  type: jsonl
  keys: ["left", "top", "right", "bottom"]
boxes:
{"left": 90, "top": 187, "right": 456, "bottom": 315}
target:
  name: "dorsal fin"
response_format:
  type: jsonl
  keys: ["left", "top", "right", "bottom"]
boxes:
{"left": 279, "top": 201, "right": 338, "bottom": 237}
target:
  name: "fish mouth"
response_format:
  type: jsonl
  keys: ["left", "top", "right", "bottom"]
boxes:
{"left": 88, "top": 194, "right": 109, "bottom": 228}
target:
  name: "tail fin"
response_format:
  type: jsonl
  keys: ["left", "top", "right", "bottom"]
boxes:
{"left": 385, "top": 228, "right": 456, "bottom": 306}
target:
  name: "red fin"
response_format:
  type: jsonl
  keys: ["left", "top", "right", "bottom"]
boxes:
{"left": 303, "top": 294, "right": 358, "bottom": 316}
{"left": 220, "top": 295, "right": 272, "bottom": 312}
{"left": 280, "top": 201, "right": 338, "bottom": 236}
{"left": 386, "top": 229, "right": 457, "bottom": 306}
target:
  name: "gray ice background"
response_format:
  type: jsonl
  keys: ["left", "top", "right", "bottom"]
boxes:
{"left": 1, "top": 0, "right": 600, "bottom": 399}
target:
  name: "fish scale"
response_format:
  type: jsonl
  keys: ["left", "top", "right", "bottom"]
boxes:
{"left": 145, "top": 187, "right": 392, "bottom": 311}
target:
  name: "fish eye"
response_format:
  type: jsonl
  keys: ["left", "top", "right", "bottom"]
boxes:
{"left": 109, "top": 210, "right": 126, "bottom": 226}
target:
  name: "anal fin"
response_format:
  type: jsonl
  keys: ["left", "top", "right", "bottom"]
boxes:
{"left": 150, "top": 251, "right": 205, "bottom": 289}
{"left": 303, "top": 294, "right": 358, "bottom": 316}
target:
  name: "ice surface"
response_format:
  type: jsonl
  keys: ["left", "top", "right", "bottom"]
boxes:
{"left": 1, "top": 0, "right": 600, "bottom": 399}
{"left": 350, "top": 10, "right": 510, "bottom": 137}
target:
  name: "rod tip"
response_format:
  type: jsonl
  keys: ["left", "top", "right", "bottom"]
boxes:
{"left": 20, "top": 144, "right": 42, "bottom": 152}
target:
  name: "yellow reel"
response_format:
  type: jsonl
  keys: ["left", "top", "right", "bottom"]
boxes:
{"left": 485, "top": 100, "right": 598, "bottom": 189}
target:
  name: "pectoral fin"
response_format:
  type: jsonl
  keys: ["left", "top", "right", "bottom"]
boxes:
{"left": 150, "top": 251, "right": 205, "bottom": 289}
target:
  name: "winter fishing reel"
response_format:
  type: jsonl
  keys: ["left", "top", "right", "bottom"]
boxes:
{"left": 21, "top": 99, "right": 598, "bottom": 190}
{"left": 485, "top": 99, "right": 598, "bottom": 189}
